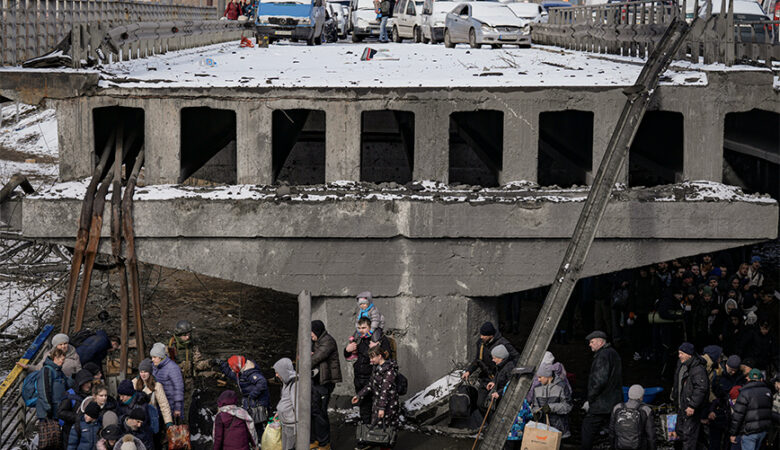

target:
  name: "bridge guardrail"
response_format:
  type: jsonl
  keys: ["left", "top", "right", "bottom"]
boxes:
{"left": 0, "top": 0, "right": 217, "bottom": 66}
{"left": 532, "top": 0, "right": 778, "bottom": 67}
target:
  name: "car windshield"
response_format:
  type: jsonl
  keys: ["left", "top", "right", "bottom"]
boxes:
{"left": 471, "top": 3, "right": 518, "bottom": 21}
{"left": 507, "top": 2, "right": 539, "bottom": 17}
{"left": 356, "top": 0, "right": 376, "bottom": 8}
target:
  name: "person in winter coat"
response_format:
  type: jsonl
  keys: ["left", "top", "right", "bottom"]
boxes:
{"left": 81, "top": 384, "right": 119, "bottom": 427}
{"left": 352, "top": 347, "right": 400, "bottom": 435}
{"left": 530, "top": 364, "right": 573, "bottom": 438}
{"left": 213, "top": 390, "right": 258, "bottom": 450}
{"left": 311, "top": 320, "right": 341, "bottom": 449}
{"left": 223, "top": 0, "right": 240, "bottom": 19}
{"left": 133, "top": 359, "right": 173, "bottom": 428}
{"left": 351, "top": 291, "right": 385, "bottom": 342}
{"left": 581, "top": 331, "right": 623, "bottom": 450}
{"left": 486, "top": 345, "right": 515, "bottom": 403}
{"left": 273, "top": 358, "right": 298, "bottom": 450}
{"left": 216, "top": 355, "right": 269, "bottom": 437}
{"left": 345, "top": 317, "right": 392, "bottom": 425}
{"left": 121, "top": 407, "right": 155, "bottom": 450}
{"left": 66, "top": 401, "right": 102, "bottom": 450}
{"left": 526, "top": 351, "right": 571, "bottom": 405}
{"left": 167, "top": 320, "right": 210, "bottom": 380}
{"left": 729, "top": 369, "right": 773, "bottom": 450}
{"left": 708, "top": 355, "right": 742, "bottom": 450}
{"left": 150, "top": 342, "right": 184, "bottom": 419}
{"left": 96, "top": 424, "right": 123, "bottom": 450}
{"left": 116, "top": 379, "right": 150, "bottom": 418}
{"left": 75, "top": 330, "right": 115, "bottom": 367}
{"left": 36, "top": 347, "right": 75, "bottom": 420}
{"left": 671, "top": 342, "right": 709, "bottom": 450}
{"left": 113, "top": 434, "right": 147, "bottom": 450}
{"left": 21, "top": 333, "right": 82, "bottom": 377}
{"left": 609, "top": 384, "right": 655, "bottom": 450}
{"left": 462, "top": 322, "right": 519, "bottom": 413}
{"left": 58, "top": 369, "right": 94, "bottom": 443}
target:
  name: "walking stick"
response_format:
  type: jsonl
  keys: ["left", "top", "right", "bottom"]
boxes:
{"left": 472, "top": 394, "right": 496, "bottom": 450}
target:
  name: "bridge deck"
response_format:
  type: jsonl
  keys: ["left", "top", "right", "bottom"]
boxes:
{"left": 96, "top": 42, "right": 717, "bottom": 89}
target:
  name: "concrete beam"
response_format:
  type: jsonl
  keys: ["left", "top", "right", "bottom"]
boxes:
{"left": 500, "top": 102, "right": 539, "bottom": 184}
{"left": 145, "top": 99, "right": 181, "bottom": 184}
{"left": 325, "top": 103, "right": 361, "bottom": 182}
{"left": 236, "top": 103, "right": 273, "bottom": 184}
{"left": 0, "top": 71, "right": 99, "bottom": 104}
{"left": 412, "top": 105, "right": 450, "bottom": 183}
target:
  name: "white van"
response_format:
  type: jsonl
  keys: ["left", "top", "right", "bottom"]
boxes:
{"left": 390, "top": 0, "right": 425, "bottom": 41}
{"left": 421, "top": 0, "right": 458, "bottom": 42}
{"left": 350, "top": 0, "right": 382, "bottom": 42}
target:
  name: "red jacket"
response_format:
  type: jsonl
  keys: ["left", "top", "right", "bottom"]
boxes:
{"left": 223, "top": 2, "right": 240, "bottom": 19}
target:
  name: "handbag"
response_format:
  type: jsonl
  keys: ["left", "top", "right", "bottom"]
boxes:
{"left": 356, "top": 423, "right": 397, "bottom": 446}
{"left": 37, "top": 418, "right": 61, "bottom": 450}
{"left": 167, "top": 417, "right": 192, "bottom": 450}
{"left": 249, "top": 405, "right": 268, "bottom": 425}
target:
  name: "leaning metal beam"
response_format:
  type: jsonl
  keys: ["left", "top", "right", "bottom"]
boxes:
{"left": 724, "top": 138, "right": 780, "bottom": 165}
{"left": 480, "top": 17, "right": 692, "bottom": 449}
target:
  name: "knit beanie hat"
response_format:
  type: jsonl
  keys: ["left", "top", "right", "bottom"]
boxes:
{"left": 628, "top": 384, "right": 644, "bottom": 401}
{"left": 128, "top": 407, "right": 146, "bottom": 422}
{"left": 52, "top": 333, "right": 69, "bottom": 346}
{"left": 491, "top": 344, "right": 509, "bottom": 360}
{"left": 138, "top": 358, "right": 153, "bottom": 374}
{"left": 541, "top": 351, "right": 555, "bottom": 366}
{"left": 747, "top": 368, "right": 763, "bottom": 381}
{"left": 726, "top": 354, "right": 741, "bottom": 369}
{"left": 150, "top": 342, "right": 167, "bottom": 359}
{"left": 120, "top": 435, "right": 137, "bottom": 450}
{"left": 117, "top": 379, "right": 135, "bottom": 396}
{"left": 100, "top": 424, "right": 122, "bottom": 441}
{"left": 480, "top": 322, "right": 496, "bottom": 336}
{"left": 74, "top": 369, "right": 93, "bottom": 388}
{"left": 311, "top": 320, "right": 326, "bottom": 338}
{"left": 702, "top": 345, "right": 722, "bottom": 363}
{"left": 356, "top": 291, "right": 372, "bottom": 305}
{"left": 537, "top": 364, "right": 554, "bottom": 378}
{"left": 84, "top": 401, "right": 102, "bottom": 419}
{"left": 678, "top": 342, "right": 695, "bottom": 355}
{"left": 83, "top": 362, "right": 101, "bottom": 376}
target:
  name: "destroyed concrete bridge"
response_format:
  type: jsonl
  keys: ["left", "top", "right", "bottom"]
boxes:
{"left": 1, "top": 19, "right": 778, "bottom": 393}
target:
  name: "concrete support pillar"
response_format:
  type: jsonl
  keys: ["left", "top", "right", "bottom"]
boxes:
{"left": 313, "top": 294, "right": 495, "bottom": 396}
{"left": 57, "top": 98, "right": 92, "bottom": 181}
{"left": 236, "top": 103, "right": 273, "bottom": 185}
{"left": 500, "top": 105, "right": 539, "bottom": 185}
{"left": 325, "top": 103, "right": 361, "bottom": 182}
{"left": 592, "top": 103, "right": 626, "bottom": 185}
{"left": 683, "top": 108, "right": 723, "bottom": 182}
{"left": 412, "top": 105, "right": 450, "bottom": 183}
{"left": 145, "top": 99, "right": 181, "bottom": 185}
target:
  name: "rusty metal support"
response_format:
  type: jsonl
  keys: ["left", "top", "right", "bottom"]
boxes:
{"left": 110, "top": 125, "right": 131, "bottom": 378}
{"left": 0, "top": 174, "right": 34, "bottom": 204}
{"left": 123, "top": 149, "right": 145, "bottom": 358}
{"left": 62, "top": 132, "right": 115, "bottom": 334}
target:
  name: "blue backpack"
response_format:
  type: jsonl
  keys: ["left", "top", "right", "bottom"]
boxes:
{"left": 147, "top": 404, "right": 160, "bottom": 433}
{"left": 21, "top": 370, "right": 42, "bottom": 407}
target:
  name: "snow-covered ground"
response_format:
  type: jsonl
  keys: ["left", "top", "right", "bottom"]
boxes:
{"left": 97, "top": 41, "right": 711, "bottom": 89}
{"left": 0, "top": 103, "right": 59, "bottom": 188}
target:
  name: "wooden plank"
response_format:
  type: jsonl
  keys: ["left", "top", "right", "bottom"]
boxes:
{"left": 0, "top": 324, "right": 54, "bottom": 399}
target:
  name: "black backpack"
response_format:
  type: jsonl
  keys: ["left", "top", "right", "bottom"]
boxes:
{"left": 613, "top": 403, "right": 646, "bottom": 450}
{"left": 395, "top": 372, "right": 408, "bottom": 396}
{"left": 450, "top": 384, "right": 477, "bottom": 418}
{"left": 70, "top": 329, "right": 96, "bottom": 348}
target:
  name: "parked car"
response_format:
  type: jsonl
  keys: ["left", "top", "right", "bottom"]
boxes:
{"left": 350, "top": 0, "right": 382, "bottom": 41}
{"left": 327, "top": 1, "right": 350, "bottom": 37}
{"left": 390, "top": 0, "right": 425, "bottom": 41}
{"left": 687, "top": 0, "right": 774, "bottom": 42}
{"left": 444, "top": 2, "right": 532, "bottom": 47}
{"left": 541, "top": 0, "right": 573, "bottom": 11}
{"left": 421, "top": 0, "right": 457, "bottom": 42}
{"left": 255, "top": 0, "right": 327, "bottom": 45}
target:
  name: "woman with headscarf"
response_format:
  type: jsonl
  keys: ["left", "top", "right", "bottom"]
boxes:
{"left": 213, "top": 390, "right": 258, "bottom": 450}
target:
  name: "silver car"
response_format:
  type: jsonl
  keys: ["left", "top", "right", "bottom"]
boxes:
{"left": 444, "top": 2, "right": 531, "bottom": 48}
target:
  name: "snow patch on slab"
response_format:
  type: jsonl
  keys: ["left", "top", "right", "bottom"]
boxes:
{"left": 404, "top": 370, "right": 463, "bottom": 413}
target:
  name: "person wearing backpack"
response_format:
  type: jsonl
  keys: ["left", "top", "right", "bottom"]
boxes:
{"left": 21, "top": 333, "right": 82, "bottom": 377}
{"left": 57, "top": 369, "right": 94, "bottom": 444}
{"left": 609, "top": 384, "right": 655, "bottom": 450}
{"left": 66, "top": 401, "right": 102, "bottom": 450}
{"left": 310, "top": 320, "right": 341, "bottom": 450}
{"left": 35, "top": 347, "right": 75, "bottom": 421}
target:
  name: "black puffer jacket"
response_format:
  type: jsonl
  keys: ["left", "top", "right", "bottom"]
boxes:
{"left": 466, "top": 332, "right": 519, "bottom": 381}
{"left": 728, "top": 381, "right": 773, "bottom": 435}
{"left": 672, "top": 355, "right": 709, "bottom": 416}
{"left": 345, "top": 335, "right": 391, "bottom": 385}
{"left": 312, "top": 331, "right": 342, "bottom": 385}
{"left": 587, "top": 344, "right": 623, "bottom": 415}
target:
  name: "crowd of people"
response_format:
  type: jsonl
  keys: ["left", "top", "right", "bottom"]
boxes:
{"left": 22, "top": 291, "right": 404, "bottom": 450}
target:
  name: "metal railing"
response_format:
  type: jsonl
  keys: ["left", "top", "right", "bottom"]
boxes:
{"left": 0, "top": 0, "right": 218, "bottom": 66}
{"left": 532, "top": 0, "right": 779, "bottom": 66}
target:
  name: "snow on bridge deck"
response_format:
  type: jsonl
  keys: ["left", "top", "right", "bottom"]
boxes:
{"left": 98, "top": 41, "right": 715, "bottom": 89}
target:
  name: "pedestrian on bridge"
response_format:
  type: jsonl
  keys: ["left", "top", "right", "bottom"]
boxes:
{"left": 150, "top": 342, "right": 184, "bottom": 421}
{"left": 671, "top": 342, "right": 709, "bottom": 450}
{"left": 581, "top": 330, "right": 622, "bottom": 450}
{"left": 310, "top": 320, "right": 341, "bottom": 450}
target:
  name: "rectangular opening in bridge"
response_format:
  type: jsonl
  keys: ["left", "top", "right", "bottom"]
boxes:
{"left": 723, "top": 109, "right": 779, "bottom": 198}
{"left": 92, "top": 106, "right": 145, "bottom": 173}
{"left": 449, "top": 110, "right": 503, "bottom": 187}
{"left": 629, "top": 111, "right": 683, "bottom": 187}
{"left": 180, "top": 107, "right": 237, "bottom": 185}
{"left": 537, "top": 110, "right": 593, "bottom": 187}
{"left": 273, "top": 109, "right": 326, "bottom": 185}
{"left": 360, "top": 110, "right": 414, "bottom": 184}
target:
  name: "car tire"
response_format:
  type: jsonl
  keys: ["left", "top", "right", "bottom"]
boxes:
{"left": 414, "top": 26, "right": 422, "bottom": 43}
{"left": 314, "top": 35, "right": 322, "bottom": 45}
{"left": 423, "top": 35, "right": 431, "bottom": 44}
{"left": 306, "top": 36, "right": 315, "bottom": 45}
{"left": 392, "top": 26, "right": 402, "bottom": 42}
{"left": 351, "top": 32, "right": 362, "bottom": 43}
{"left": 444, "top": 29, "right": 455, "bottom": 48}
{"left": 469, "top": 28, "right": 479, "bottom": 48}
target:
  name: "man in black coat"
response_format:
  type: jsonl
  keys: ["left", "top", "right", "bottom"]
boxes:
{"left": 461, "top": 322, "right": 519, "bottom": 413}
{"left": 344, "top": 317, "right": 391, "bottom": 425}
{"left": 729, "top": 369, "right": 773, "bottom": 449}
{"left": 311, "top": 320, "right": 342, "bottom": 449}
{"left": 671, "top": 342, "right": 709, "bottom": 450}
{"left": 581, "top": 330, "right": 623, "bottom": 450}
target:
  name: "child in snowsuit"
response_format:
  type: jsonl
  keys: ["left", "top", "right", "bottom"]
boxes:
{"left": 347, "top": 291, "right": 385, "bottom": 360}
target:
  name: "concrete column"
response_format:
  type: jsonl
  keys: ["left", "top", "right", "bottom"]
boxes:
{"left": 236, "top": 103, "right": 273, "bottom": 185}
{"left": 312, "top": 294, "right": 496, "bottom": 397}
{"left": 145, "top": 99, "right": 181, "bottom": 185}
{"left": 325, "top": 103, "right": 361, "bottom": 182}
{"left": 57, "top": 98, "right": 92, "bottom": 181}
{"left": 412, "top": 105, "right": 450, "bottom": 183}
{"left": 500, "top": 105, "right": 539, "bottom": 185}
{"left": 592, "top": 102, "right": 626, "bottom": 185}
{"left": 683, "top": 108, "right": 723, "bottom": 182}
